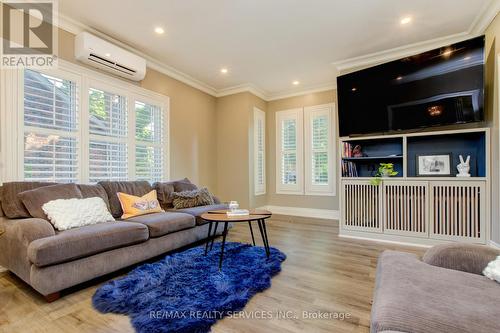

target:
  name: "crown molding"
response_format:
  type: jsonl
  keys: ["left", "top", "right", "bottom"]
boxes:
{"left": 266, "top": 82, "right": 337, "bottom": 101}
{"left": 469, "top": 0, "right": 500, "bottom": 34}
{"left": 332, "top": 32, "right": 470, "bottom": 74}
{"left": 215, "top": 83, "right": 268, "bottom": 100}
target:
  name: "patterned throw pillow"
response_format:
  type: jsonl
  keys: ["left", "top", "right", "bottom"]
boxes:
{"left": 117, "top": 190, "right": 163, "bottom": 219}
{"left": 172, "top": 188, "right": 215, "bottom": 209}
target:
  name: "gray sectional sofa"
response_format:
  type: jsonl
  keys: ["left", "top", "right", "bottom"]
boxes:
{"left": 0, "top": 179, "right": 227, "bottom": 301}
{"left": 371, "top": 243, "right": 500, "bottom": 333}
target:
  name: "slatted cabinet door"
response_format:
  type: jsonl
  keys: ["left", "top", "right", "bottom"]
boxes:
{"left": 429, "top": 181, "right": 486, "bottom": 243}
{"left": 342, "top": 180, "right": 382, "bottom": 233}
{"left": 383, "top": 181, "right": 429, "bottom": 238}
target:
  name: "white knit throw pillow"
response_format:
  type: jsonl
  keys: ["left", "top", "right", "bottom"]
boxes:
{"left": 483, "top": 256, "right": 500, "bottom": 283}
{"left": 42, "top": 197, "right": 114, "bottom": 231}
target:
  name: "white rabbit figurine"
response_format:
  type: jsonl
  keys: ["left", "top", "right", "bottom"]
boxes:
{"left": 456, "top": 155, "right": 471, "bottom": 177}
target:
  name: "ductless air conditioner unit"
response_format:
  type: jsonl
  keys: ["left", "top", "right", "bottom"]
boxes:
{"left": 75, "top": 32, "right": 146, "bottom": 81}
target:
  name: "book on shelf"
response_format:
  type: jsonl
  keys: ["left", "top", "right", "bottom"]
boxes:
{"left": 342, "top": 160, "right": 358, "bottom": 177}
{"left": 342, "top": 142, "right": 353, "bottom": 158}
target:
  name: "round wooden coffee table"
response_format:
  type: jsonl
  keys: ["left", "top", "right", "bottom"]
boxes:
{"left": 201, "top": 209, "right": 272, "bottom": 270}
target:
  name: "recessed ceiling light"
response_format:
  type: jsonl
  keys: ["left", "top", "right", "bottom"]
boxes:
{"left": 105, "top": 53, "right": 111, "bottom": 57}
{"left": 396, "top": 76, "right": 403, "bottom": 80}
{"left": 351, "top": 87, "right": 357, "bottom": 92}
{"left": 220, "top": 68, "right": 228, "bottom": 74}
{"left": 400, "top": 16, "right": 412, "bottom": 25}
{"left": 154, "top": 27, "right": 165, "bottom": 34}
{"left": 292, "top": 80, "right": 300, "bottom": 85}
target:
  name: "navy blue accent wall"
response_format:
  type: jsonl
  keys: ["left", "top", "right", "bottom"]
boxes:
{"left": 407, "top": 132, "right": 486, "bottom": 177}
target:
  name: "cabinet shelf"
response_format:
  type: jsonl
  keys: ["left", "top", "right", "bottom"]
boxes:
{"left": 342, "top": 156, "right": 403, "bottom": 161}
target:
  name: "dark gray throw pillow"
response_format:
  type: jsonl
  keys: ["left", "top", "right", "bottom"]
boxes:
{"left": 172, "top": 188, "right": 215, "bottom": 209}
{"left": 154, "top": 178, "right": 198, "bottom": 209}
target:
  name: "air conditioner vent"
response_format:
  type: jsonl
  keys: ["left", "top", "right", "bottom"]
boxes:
{"left": 75, "top": 32, "right": 146, "bottom": 81}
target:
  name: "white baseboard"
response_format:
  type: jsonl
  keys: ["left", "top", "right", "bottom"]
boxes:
{"left": 258, "top": 205, "right": 339, "bottom": 220}
{"left": 339, "top": 233, "right": 433, "bottom": 248}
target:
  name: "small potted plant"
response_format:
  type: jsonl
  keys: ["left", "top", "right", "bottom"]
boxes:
{"left": 370, "top": 163, "right": 398, "bottom": 185}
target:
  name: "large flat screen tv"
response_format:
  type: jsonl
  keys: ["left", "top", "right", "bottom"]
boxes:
{"left": 337, "top": 36, "right": 485, "bottom": 137}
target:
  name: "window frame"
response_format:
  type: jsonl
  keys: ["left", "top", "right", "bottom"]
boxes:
{"left": 275, "top": 108, "right": 304, "bottom": 195}
{"left": 304, "top": 103, "right": 336, "bottom": 196}
{"left": 19, "top": 67, "right": 83, "bottom": 183}
{"left": 1, "top": 59, "right": 170, "bottom": 184}
{"left": 253, "top": 107, "right": 266, "bottom": 196}
{"left": 132, "top": 93, "right": 169, "bottom": 183}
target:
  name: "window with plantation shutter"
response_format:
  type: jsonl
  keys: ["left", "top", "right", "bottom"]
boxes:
{"left": 88, "top": 87, "right": 128, "bottom": 182}
{"left": 135, "top": 101, "right": 164, "bottom": 182}
{"left": 10, "top": 64, "right": 169, "bottom": 184}
{"left": 304, "top": 104, "right": 335, "bottom": 195}
{"left": 276, "top": 108, "right": 303, "bottom": 194}
{"left": 254, "top": 108, "right": 266, "bottom": 195}
{"left": 23, "top": 70, "right": 79, "bottom": 182}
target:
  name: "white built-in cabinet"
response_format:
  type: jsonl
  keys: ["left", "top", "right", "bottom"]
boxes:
{"left": 339, "top": 128, "right": 489, "bottom": 245}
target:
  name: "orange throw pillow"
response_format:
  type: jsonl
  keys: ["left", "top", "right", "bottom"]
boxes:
{"left": 117, "top": 190, "right": 163, "bottom": 219}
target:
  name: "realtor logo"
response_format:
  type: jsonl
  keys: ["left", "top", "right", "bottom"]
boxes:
{"left": 1, "top": 0, "right": 58, "bottom": 68}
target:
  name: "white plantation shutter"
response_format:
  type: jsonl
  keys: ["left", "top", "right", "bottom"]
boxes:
{"left": 312, "top": 115, "right": 328, "bottom": 184}
{"left": 89, "top": 140, "right": 128, "bottom": 182}
{"left": 88, "top": 87, "right": 128, "bottom": 182}
{"left": 23, "top": 70, "right": 79, "bottom": 182}
{"left": 254, "top": 108, "right": 266, "bottom": 195}
{"left": 276, "top": 109, "right": 303, "bottom": 194}
{"left": 9, "top": 66, "right": 169, "bottom": 184}
{"left": 304, "top": 104, "right": 335, "bottom": 195}
{"left": 282, "top": 119, "right": 297, "bottom": 184}
{"left": 135, "top": 101, "right": 164, "bottom": 182}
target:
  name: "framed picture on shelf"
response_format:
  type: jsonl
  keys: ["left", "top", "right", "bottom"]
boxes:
{"left": 416, "top": 153, "right": 452, "bottom": 176}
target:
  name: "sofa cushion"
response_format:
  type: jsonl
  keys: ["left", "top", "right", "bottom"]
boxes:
{"left": 28, "top": 221, "right": 149, "bottom": 267}
{"left": 153, "top": 178, "right": 197, "bottom": 209}
{"left": 1, "top": 182, "right": 55, "bottom": 218}
{"left": 371, "top": 250, "right": 500, "bottom": 333}
{"left": 124, "top": 212, "right": 195, "bottom": 237}
{"left": 170, "top": 203, "right": 229, "bottom": 225}
{"left": 99, "top": 181, "right": 153, "bottom": 218}
{"left": 77, "top": 184, "right": 110, "bottom": 210}
{"left": 18, "top": 183, "right": 83, "bottom": 220}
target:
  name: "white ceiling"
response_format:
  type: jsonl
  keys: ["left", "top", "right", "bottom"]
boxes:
{"left": 59, "top": 0, "right": 497, "bottom": 99}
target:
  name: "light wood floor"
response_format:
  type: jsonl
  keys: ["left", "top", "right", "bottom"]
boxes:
{"left": 0, "top": 215, "right": 424, "bottom": 333}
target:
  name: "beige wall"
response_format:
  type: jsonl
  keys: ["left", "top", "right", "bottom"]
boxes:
{"left": 485, "top": 13, "right": 500, "bottom": 243}
{"left": 267, "top": 90, "right": 339, "bottom": 210}
{"left": 215, "top": 92, "right": 267, "bottom": 208}
{"left": 57, "top": 29, "right": 218, "bottom": 192}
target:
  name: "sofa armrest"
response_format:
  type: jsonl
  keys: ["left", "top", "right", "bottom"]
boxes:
{"left": 0, "top": 216, "right": 55, "bottom": 282}
{"left": 422, "top": 243, "right": 500, "bottom": 275}
{"left": 0, "top": 217, "right": 55, "bottom": 246}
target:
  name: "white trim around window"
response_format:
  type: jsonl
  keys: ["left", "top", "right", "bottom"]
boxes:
{"left": 0, "top": 59, "right": 170, "bottom": 184}
{"left": 304, "top": 103, "right": 336, "bottom": 196}
{"left": 254, "top": 107, "right": 266, "bottom": 196}
{"left": 275, "top": 108, "right": 304, "bottom": 195}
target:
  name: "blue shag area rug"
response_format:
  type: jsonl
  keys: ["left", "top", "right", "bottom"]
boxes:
{"left": 92, "top": 242, "right": 286, "bottom": 333}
